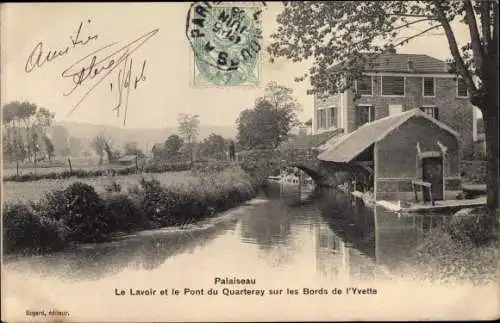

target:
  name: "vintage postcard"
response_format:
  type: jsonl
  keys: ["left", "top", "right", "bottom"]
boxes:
{"left": 1, "top": 1, "right": 499, "bottom": 322}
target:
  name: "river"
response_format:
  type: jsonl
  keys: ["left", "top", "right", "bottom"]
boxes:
{"left": 3, "top": 180, "right": 497, "bottom": 321}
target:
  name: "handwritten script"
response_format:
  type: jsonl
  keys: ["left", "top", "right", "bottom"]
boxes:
{"left": 25, "top": 20, "right": 159, "bottom": 126}
{"left": 25, "top": 20, "right": 99, "bottom": 73}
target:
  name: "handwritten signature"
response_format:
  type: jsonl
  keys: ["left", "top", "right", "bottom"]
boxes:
{"left": 61, "top": 29, "right": 159, "bottom": 125}
{"left": 25, "top": 19, "right": 99, "bottom": 73}
{"left": 24, "top": 21, "right": 159, "bottom": 126}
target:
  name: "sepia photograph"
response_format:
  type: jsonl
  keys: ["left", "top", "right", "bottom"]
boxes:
{"left": 1, "top": 1, "right": 499, "bottom": 321}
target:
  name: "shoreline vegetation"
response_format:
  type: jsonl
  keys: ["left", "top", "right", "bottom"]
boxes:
{"left": 404, "top": 207, "right": 498, "bottom": 284}
{"left": 2, "top": 165, "right": 257, "bottom": 254}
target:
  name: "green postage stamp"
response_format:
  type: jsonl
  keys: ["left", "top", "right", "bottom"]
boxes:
{"left": 186, "top": 2, "right": 263, "bottom": 87}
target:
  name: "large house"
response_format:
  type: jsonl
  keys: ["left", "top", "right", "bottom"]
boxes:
{"left": 312, "top": 53, "right": 480, "bottom": 154}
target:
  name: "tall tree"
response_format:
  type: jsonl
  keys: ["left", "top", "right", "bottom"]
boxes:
{"left": 31, "top": 107, "right": 55, "bottom": 160}
{"left": 43, "top": 135, "right": 55, "bottom": 161}
{"left": 200, "top": 133, "right": 227, "bottom": 160}
{"left": 177, "top": 113, "right": 200, "bottom": 162}
{"left": 237, "top": 99, "right": 287, "bottom": 149}
{"left": 163, "top": 134, "right": 184, "bottom": 159}
{"left": 1, "top": 101, "right": 54, "bottom": 162}
{"left": 237, "top": 83, "right": 300, "bottom": 149}
{"left": 268, "top": 1, "right": 499, "bottom": 213}
{"left": 177, "top": 113, "right": 200, "bottom": 145}
{"left": 90, "top": 135, "right": 107, "bottom": 165}
{"left": 17, "top": 102, "right": 37, "bottom": 160}
{"left": 258, "top": 82, "right": 301, "bottom": 145}
{"left": 262, "top": 81, "right": 302, "bottom": 115}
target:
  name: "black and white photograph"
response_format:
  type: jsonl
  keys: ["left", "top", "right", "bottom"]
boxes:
{"left": 1, "top": 1, "right": 499, "bottom": 321}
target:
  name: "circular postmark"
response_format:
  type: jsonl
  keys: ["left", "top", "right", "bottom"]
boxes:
{"left": 186, "top": 2, "right": 263, "bottom": 86}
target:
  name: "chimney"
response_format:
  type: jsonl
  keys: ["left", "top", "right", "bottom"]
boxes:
{"left": 407, "top": 58, "right": 414, "bottom": 72}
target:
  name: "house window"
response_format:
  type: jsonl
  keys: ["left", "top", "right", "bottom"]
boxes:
{"left": 420, "top": 106, "right": 439, "bottom": 120}
{"left": 355, "top": 105, "right": 375, "bottom": 128}
{"left": 381, "top": 76, "right": 405, "bottom": 96}
{"left": 356, "top": 75, "right": 373, "bottom": 96}
{"left": 423, "top": 77, "right": 435, "bottom": 97}
{"left": 317, "top": 107, "right": 337, "bottom": 130}
{"left": 457, "top": 78, "right": 468, "bottom": 97}
{"left": 316, "top": 109, "right": 327, "bottom": 129}
{"left": 329, "top": 107, "right": 338, "bottom": 128}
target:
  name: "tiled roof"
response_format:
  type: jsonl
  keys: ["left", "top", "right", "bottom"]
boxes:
{"left": 318, "top": 109, "right": 459, "bottom": 163}
{"left": 335, "top": 53, "right": 450, "bottom": 74}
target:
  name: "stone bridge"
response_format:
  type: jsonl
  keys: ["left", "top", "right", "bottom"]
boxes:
{"left": 237, "top": 147, "right": 351, "bottom": 188}
{"left": 236, "top": 130, "right": 356, "bottom": 187}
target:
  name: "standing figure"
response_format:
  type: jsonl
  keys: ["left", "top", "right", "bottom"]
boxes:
{"left": 229, "top": 140, "right": 236, "bottom": 161}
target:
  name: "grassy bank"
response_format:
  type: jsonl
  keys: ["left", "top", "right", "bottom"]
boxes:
{"left": 404, "top": 208, "right": 498, "bottom": 284}
{"left": 2, "top": 166, "right": 256, "bottom": 254}
{"left": 2, "top": 161, "right": 192, "bottom": 182}
{"left": 3, "top": 163, "right": 238, "bottom": 203}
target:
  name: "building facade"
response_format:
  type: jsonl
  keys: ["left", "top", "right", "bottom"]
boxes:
{"left": 312, "top": 53, "right": 478, "bottom": 154}
{"left": 318, "top": 109, "right": 462, "bottom": 202}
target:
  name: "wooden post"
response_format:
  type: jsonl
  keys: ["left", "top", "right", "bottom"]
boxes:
{"left": 16, "top": 160, "right": 19, "bottom": 178}
{"left": 135, "top": 155, "right": 139, "bottom": 171}
{"left": 68, "top": 157, "right": 73, "bottom": 174}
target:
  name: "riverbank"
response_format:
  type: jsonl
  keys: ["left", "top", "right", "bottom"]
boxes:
{"left": 2, "top": 166, "right": 256, "bottom": 254}
{"left": 401, "top": 207, "right": 498, "bottom": 284}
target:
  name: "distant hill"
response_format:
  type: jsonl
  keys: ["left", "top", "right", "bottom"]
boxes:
{"left": 57, "top": 121, "right": 237, "bottom": 151}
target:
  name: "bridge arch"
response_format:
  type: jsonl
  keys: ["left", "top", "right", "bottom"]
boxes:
{"left": 237, "top": 148, "right": 352, "bottom": 188}
{"left": 286, "top": 163, "right": 323, "bottom": 184}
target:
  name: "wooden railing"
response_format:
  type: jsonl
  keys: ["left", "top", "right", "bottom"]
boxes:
{"left": 411, "top": 180, "right": 434, "bottom": 205}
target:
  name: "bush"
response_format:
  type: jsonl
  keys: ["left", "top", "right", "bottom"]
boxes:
{"left": 4, "top": 166, "right": 257, "bottom": 253}
{"left": 3, "top": 203, "right": 68, "bottom": 253}
{"left": 38, "top": 216, "right": 70, "bottom": 250}
{"left": 136, "top": 178, "right": 172, "bottom": 227}
{"left": 104, "top": 180, "right": 122, "bottom": 193}
{"left": 102, "top": 194, "right": 149, "bottom": 233}
{"left": 409, "top": 226, "right": 498, "bottom": 284}
{"left": 43, "top": 182, "right": 108, "bottom": 242}
{"left": 447, "top": 208, "right": 498, "bottom": 246}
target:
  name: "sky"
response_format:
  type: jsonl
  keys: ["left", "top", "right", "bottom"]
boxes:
{"left": 1, "top": 2, "right": 472, "bottom": 129}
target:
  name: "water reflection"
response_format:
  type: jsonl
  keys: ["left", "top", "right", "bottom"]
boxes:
{"left": 4, "top": 177, "right": 461, "bottom": 284}
{"left": 4, "top": 217, "right": 238, "bottom": 281}
{"left": 313, "top": 188, "right": 455, "bottom": 274}
{"left": 259, "top": 180, "right": 458, "bottom": 280}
